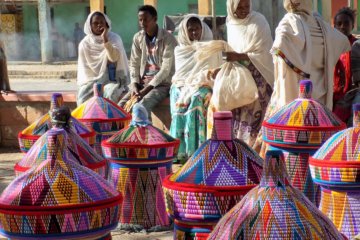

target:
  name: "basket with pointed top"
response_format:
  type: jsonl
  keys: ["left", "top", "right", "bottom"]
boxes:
{"left": 208, "top": 150, "right": 346, "bottom": 240}
{"left": 102, "top": 103, "right": 179, "bottom": 229}
{"left": 262, "top": 80, "right": 346, "bottom": 204}
{"left": 163, "top": 111, "right": 263, "bottom": 239}
{"left": 0, "top": 128, "right": 122, "bottom": 239}
{"left": 18, "top": 93, "right": 96, "bottom": 153}
{"left": 309, "top": 104, "right": 360, "bottom": 239}
{"left": 72, "top": 84, "right": 131, "bottom": 155}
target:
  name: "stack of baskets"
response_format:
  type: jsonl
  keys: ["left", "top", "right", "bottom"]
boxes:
{"left": 262, "top": 80, "right": 346, "bottom": 204}
{"left": 102, "top": 103, "right": 179, "bottom": 229}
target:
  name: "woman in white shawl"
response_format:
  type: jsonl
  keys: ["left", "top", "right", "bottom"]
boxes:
{"left": 170, "top": 15, "right": 222, "bottom": 162}
{"left": 211, "top": 0, "right": 274, "bottom": 147}
{"left": 77, "top": 11, "right": 129, "bottom": 105}
{"left": 254, "top": 0, "right": 351, "bottom": 155}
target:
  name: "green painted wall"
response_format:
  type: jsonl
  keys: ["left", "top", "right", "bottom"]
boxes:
{"left": 22, "top": 4, "right": 40, "bottom": 60}
{"left": 52, "top": 3, "right": 88, "bottom": 40}
{"left": 105, "top": 0, "right": 143, "bottom": 54}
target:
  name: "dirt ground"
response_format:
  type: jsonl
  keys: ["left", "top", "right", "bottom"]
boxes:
{"left": 0, "top": 147, "right": 175, "bottom": 240}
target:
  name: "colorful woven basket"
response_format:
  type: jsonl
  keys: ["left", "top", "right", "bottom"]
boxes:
{"left": 72, "top": 84, "right": 131, "bottom": 155}
{"left": 0, "top": 128, "right": 122, "bottom": 239}
{"left": 262, "top": 80, "right": 346, "bottom": 204}
{"left": 309, "top": 104, "right": 360, "bottom": 239}
{"left": 208, "top": 150, "right": 346, "bottom": 240}
{"left": 15, "top": 126, "right": 107, "bottom": 178}
{"left": 18, "top": 93, "right": 96, "bottom": 153}
{"left": 102, "top": 103, "right": 179, "bottom": 229}
{"left": 163, "top": 111, "right": 263, "bottom": 239}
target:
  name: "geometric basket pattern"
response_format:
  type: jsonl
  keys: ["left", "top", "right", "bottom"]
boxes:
{"left": 18, "top": 93, "right": 96, "bottom": 153}
{"left": 309, "top": 104, "right": 360, "bottom": 239}
{"left": 0, "top": 128, "right": 122, "bottom": 239}
{"left": 15, "top": 127, "right": 106, "bottom": 178}
{"left": 72, "top": 84, "right": 131, "bottom": 155}
{"left": 208, "top": 150, "right": 346, "bottom": 240}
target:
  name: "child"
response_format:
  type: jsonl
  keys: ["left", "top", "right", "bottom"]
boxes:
{"left": 333, "top": 7, "right": 358, "bottom": 123}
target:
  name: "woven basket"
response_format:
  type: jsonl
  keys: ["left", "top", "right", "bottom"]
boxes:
{"left": 102, "top": 105, "right": 179, "bottom": 229}
{"left": 163, "top": 111, "right": 263, "bottom": 239}
{"left": 309, "top": 104, "right": 360, "bottom": 239}
{"left": 72, "top": 84, "right": 131, "bottom": 155}
{"left": 15, "top": 126, "right": 107, "bottom": 178}
{"left": 262, "top": 80, "right": 346, "bottom": 204}
{"left": 0, "top": 128, "right": 122, "bottom": 239}
{"left": 18, "top": 93, "right": 96, "bottom": 153}
{"left": 208, "top": 150, "right": 346, "bottom": 240}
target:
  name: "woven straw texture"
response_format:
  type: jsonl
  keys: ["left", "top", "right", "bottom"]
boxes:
{"left": 262, "top": 80, "right": 345, "bottom": 205}
{"left": 15, "top": 127, "right": 106, "bottom": 178}
{"left": 18, "top": 93, "right": 95, "bottom": 153}
{"left": 0, "top": 128, "right": 122, "bottom": 239}
{"left": 163, "top": 111, "right": 263, "bottom": 239}
{"left": 71, "top": 84, "right": 131, "bottom": 155}
{"left": 309, "top": 104, "right": 360, "bottom": 239}
{"left": 208, "top": 150, "right": 346, "bottom": 240}
{"left": 102, "top": 108, "right": 179, "bottom": 229}
{"left": 263, "top": 80, "right": 345, "bottom": 148}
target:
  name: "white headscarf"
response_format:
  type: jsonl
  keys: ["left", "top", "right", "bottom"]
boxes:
{"left": 177, "top": 14, "right": 213, "bottom": 46}
{"left": 226, "top": 0, "right": 274, "bottom": 87}
{"left": 172, "top": 15, "right": 222, "bottom": 104}
{"left": 77, "top": 11, "right": 129, "bottom": 86}
{"left": 283, "top": 0, "right": 313, "bottom": 15}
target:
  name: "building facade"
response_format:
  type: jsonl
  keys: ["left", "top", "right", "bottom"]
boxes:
{"left": 0, "top": 0, "right": 357, "bottom": 62}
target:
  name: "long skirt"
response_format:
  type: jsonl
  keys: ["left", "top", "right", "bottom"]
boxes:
{"left": 208, "top": 62, "right": 272, "bottom": 147}
{"left": 170, "top": 85, "right": 212, "bottom": 161}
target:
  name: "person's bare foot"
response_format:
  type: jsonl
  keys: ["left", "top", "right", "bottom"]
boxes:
{"left": 0, "top": 89, "right": 16, "bottom": 95}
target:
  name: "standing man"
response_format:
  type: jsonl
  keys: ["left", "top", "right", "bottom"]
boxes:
{"left": 118, "top": 5, "right": 178, "bottom": 116}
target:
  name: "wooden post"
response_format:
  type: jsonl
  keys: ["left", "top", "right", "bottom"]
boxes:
{"left": 198, "top": 0, "right": 212, "bottom": 15}
{"left": 90, "top": 0, "right": 104, "bottom": 12}
{"left": 144, "top": 0, "right": 157, "bottom": 7}
{"left": 37, "top": 0, "right": 52, "bottom": 63}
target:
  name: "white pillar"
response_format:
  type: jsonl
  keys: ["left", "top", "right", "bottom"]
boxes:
{"left": 38, "top": 0, "right": 52, "bottom": 63}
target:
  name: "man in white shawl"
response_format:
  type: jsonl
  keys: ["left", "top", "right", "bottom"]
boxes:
{"left": 77, "top": 11, "right": 129, "bottom": 105}
{"left": 254, "top": 0, "right": 351, "bottom": 155}
{"left": 208, "top": 0, "right": 274, "bottom": 147}
{"left": 170, "top": 15, "right": 222, "bottom": 162}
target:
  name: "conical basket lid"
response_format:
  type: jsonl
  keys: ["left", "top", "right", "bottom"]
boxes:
{"left": 16, "top": 127, "right": 106, "bottom": 177}
{"left": 102, "top": 103, "right": 179, "bottom": 163}
{"left": 310, "top": 104, "right": 360, "bottom": 188}
{"left": 168, "top": 111, "right": 263, "bottom": 187}
{"left": 0, "top": 128, "right": 122, "bottom": 239}
{"left": 18, "top": 93, "right": 95, "bottom": 152}
{"left": 208, "top": 150, "right": 346, "bottom": 240}
{"left": 71, "top": 83, "right": 131, "bottom": 123}
{"left": 263, "top": 80, "right": 346, "bottom": 148}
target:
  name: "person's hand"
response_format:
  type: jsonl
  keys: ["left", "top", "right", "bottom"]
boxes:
{"left": 137, "top": 85, "right": 154, "bottom": 101}
{"left": 101, "top": 27, "right": 109, "bottom": 43}
{"left": 131, "top": 83, "right": 140, "bottom": 97}
{"left": 224, "top": 52, "right": 249, "bottom": 62}
{"left": 211, "top": 68, "right": 221, "bottom": 79}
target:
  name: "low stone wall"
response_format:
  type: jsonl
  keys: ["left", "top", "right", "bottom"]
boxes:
{"left": 0, "top": 91, "right": 171, "bottom": 148}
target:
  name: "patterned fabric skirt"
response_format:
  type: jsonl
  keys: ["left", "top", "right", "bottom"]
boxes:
{"left": 208, "top": 63, "right": 272, "bottom": 147}
{"left": 170, "top": 86, "right": 212, "bottom": 161}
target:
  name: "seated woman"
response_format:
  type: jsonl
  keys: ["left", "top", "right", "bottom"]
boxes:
{"left": 77, "top": 11, "right": 129, "bottom": 105}
{"left": 333, "top": 7, "right": 358, "bottom": 124}
{"left": 170, "top": 15, "right": 222, "bottom": 162}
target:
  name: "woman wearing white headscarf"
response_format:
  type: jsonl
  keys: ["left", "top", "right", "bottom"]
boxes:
{"left": 170, "top": 15, "right": 222, "bottom": 162}
{"left": 207, "top": 0, "right": 273, "bottom": 147}
{"left": 77, "top": 11, "right": 129, "bottom": 105}
{"left": 254, "top": 0, "right": 351, "bottom": 155}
